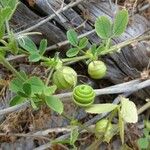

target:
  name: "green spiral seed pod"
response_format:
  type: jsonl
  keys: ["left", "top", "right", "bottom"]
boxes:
{"left": 52, "top": 66, "right": 77, "bottom": 90}
{"left": 72, "top": 84, "right": 95, "bottom": 107}
{"left": 88, "top": 61, "right": 107, "bottom": 79}
{"left": 95, "top": 119, "right": 112, "bottom": 133}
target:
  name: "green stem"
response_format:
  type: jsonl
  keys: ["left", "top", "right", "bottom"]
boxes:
{"left": 63, "top": 34, "right": 150, "bottom": 64}
{"left": 100, "top": 34, "right": 150, "bottom": 56}
{"left": 138, "top": 101, "right": 150, "bottom": 115}
{"left": 0, "top": 40, "right": 8, "bottom": 46}
{"left": 62, "top": 55, "right": 89, "bottom": 63}
{"left": 61, "top": 113, "right": 93, "bottom": 133}
{"left": 105, "top": 38, "right": 111, "bottom": 50}
{"left": 5, "top": 21, "right": 11, "bottom": 35}
{"left": 46, "top": 68, "right": 54, "bottom": 86}
{"left": 0, "top": 56, "right": 25, "bottom": 81}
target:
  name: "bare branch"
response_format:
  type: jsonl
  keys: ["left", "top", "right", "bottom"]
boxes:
{"left": 0, "top": 78, "right": 149, "bottom": 116}
{"left": 13, "top": 0, "right": 86, "bottom": 36}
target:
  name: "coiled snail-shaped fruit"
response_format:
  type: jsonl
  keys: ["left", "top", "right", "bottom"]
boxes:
{"left": 72, "top": 84, "right": 95, "bottom": 107}
{"left": 88, "top": 61, "right": 107, "bottom": 79}
{"left": 52, "top": 66, "right": 77, "bottom": 90}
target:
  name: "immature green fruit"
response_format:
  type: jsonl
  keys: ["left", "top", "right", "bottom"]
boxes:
{"left": 52, "top": 66, "right": 77, "bottom": 90}
{"left": 72, "top": 84, "right": 95, "bottom": 107}
{"left": 88, "top": 61, "right": 107, "bottom": 79}
{"left": 95, "top": 119, "right": 112, "bottom": 133}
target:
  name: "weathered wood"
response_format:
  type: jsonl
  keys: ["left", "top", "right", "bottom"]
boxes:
{"left": 10, "top": 2, "right": 66, "bottom": 46}
{"left": 10, "top": 0, "right": 150, "bottom": 99}
{"left": 34, "top": 0, "right": 150, "bottom": 98}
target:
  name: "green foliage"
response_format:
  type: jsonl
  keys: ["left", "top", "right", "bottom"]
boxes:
{"left": 67, "top": 29, "right": 78, "bottom": 46}
{"left": 95, "top": 119, "right": 116, "bottom": 143}
{"left": 112, "top": 9, "right": 129, "bottom": 37}
{"left": 86, "top": 97, "right": 138, "bottom": 144}
{"left": 9, "top": 74, "right": 63, "bottom": 113}
{"left": 0, "top": 5, "right": 136, "bottom": 149}
{"left": 23, "top": 83, "right": 31, "bottom": 96}
{"left": 78, "top": 37, "right": 88, "bottom": 49}
{"left": 138, "top": 138, "right": 149, "bottom": 149}
{"left": 70, "top": 126, "right": 79, "bottom": 149}
{"left": 138, "top": 123, "right": 150, "bottom": 149}
{"left": 0, "top": 0, "right": 19, "bottom": 20}
{"left": 18, "top": 37, "right": 47, "bottom": 62}
{"left": 18, "top": 36, "right": 37, "bottom": 53}
{"left": 85, "top": 103, "right": 118, "bottom": 114}
{"left": 120, "top": 97, "right": 138, "bottom": 123}
{"left": 45, "top": 96, "right": 63, "bottom": 114}
{"left": 10, "top": 95, "right": 25, "bottom": 106}
{"left": 66, "top": 48, "right": 79, "bottom": 58}
{"left": 7, "top": 32, "right": 19, "bottom": 54}
{"left": 95, "top": 16, "right": 112, "bottom": 39}
{"left": 29, "top": 52, "right": 41, "bottom": 62}
{"left": 0, "top": 0, "right": 19, "bottom": 41}
{"left": 39, "top": 39, "right": 47, "bottom": 55}
{"left": 66, "top": 30, "right": 89, "bottom": 57}
{"left": 118, "top": 110, "right": 125, "bottom": 144}
{"left": 10, "top": 77, "right": 24, "bottom": 93}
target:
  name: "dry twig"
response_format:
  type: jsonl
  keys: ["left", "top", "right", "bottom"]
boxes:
{"left": 0, "top": 78, "right": 149, "bottom": 116}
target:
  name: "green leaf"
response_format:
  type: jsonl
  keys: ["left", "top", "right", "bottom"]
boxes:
{"left": 85, "top": 104, "right": 118, "bottom": 114}
{"left": 19, "top": 71, "right": 28, "bottom": 80}
{"left": 39, "top": 39, "right": 47, "bottom": 55}
{"left": 45, "top": 96, "right": 64, "bottom": 114}
{"left": 18, "top": 36, "right": 37, "bottom": 53}
{"left": 96, "top": 44, "right": 106, "bottom": 55}
{"left": 27, "top": 76, "right": 45, "bottom": 95}
{"left": 120, "top": 97, "right": 138, "bottom": 123}
{"left": 0, "top": 0, "right": 19, "bottom": 20}
{"left": 90, "top": 44, "right": 97, "bottom": 56}
{"left": 23, "top": 83, "right": 31, "bottom": 96}
{"left": 70, "top": 127, "right": 79, "bottom": 146}
{"left": 17, "top": 91, "right": 28, "bottom": 98}
{"left": 67, "top": 29, "right": 78, "bottom": 46}
{"left": 119, "top": 111, "right": 124, "bottom": 144}
{"left": 29, "top": 53, "right": 41, "bottom": 62}
{"left": 143, "top": 128, "right": 149, "bottom": 137}
{"left": 138, "top": 138, "right": 149, "bottom": 149}
{"left": 0, "top": 0, "right": 18, "bottom": 9}
{"left": 95, "top": 16, "right": 112, "bottom": 39}
{"left": 78, "top": 37, "right": 88, "bottom": 49}
{"left": 10, "top": 78, "right": 24, "bottom": 93}
{"left": 66, "top": 48, "right": 79, "bottom": 57}
{"left": 9, "top": 95, "right": 25, "bottom": 106}
{"left": 112, "top": 9, "right": 129, "bottom": 37}
{"left": 43, "top": 85, "right": 57, "bottom": 96}
{"left": 7, "top": 32, "right": 19, "bottom": 54}
{"left": 0, "top": 7, "right": 12, "bottom": 21}
{"left": 0, "top": 48, "right": 6, "bottom": 57}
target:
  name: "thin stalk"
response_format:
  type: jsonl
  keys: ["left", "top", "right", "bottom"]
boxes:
{"left": 138, "top": 101, "right": 150, "bottom": 115}
{"left": 0, "top": 56, "right": 25, "bottom": 81}
{"left": 100, "top": 34, "right": 150, "bottom": 55}
{"left": 61, "top": 113, "right": 93, "bottom": 133}
{"left": 0, "top": 40, "right": 8, "bottom": 46}
{"left": 46, "top": 68, "right": 54, "bottom": 86}
{"left": 5, "top": 21, "right": 11, "bottom": 35}
{"left": 62, "top": 55, "right": 89, "bottom": 63}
